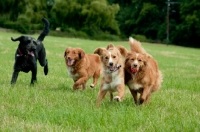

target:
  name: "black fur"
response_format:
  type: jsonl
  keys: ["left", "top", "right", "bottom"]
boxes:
{"left": 11, "top": 18, "right": 50, "bottom": 84}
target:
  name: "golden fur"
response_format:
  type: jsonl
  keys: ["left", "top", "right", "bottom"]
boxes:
{"left": 124, "top": 37, "right": 163, "bottom": 105}
{"left": 94, "top": 44, "right": 127, "bottom": 106}
{"left": 64, "top": 47, "right": 101, "bottom": 90}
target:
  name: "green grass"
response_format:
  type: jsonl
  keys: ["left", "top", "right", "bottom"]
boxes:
{"left": 0, "top": 31, "right": 200, "bottom": 132}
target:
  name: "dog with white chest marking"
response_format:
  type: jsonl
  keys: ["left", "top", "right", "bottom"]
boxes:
{"left": 125, "top": 37, "right": 163, "bottom": 105}
{"left": 64, "top": 47, "right": 101, "bottom": 90}
{"left": 94, "top": 44, "right": 127, "bottom": 106}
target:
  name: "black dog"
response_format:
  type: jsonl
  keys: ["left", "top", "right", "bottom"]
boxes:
{"left": 11, "top": 18, "right": 50, "bottom": 84}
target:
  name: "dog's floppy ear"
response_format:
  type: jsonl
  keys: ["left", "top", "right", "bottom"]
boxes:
{"left": 106, "top": 44, "right": 114, "bottom": 50}
{"left": 77, "top": 48, "right": 85, "bottom": 59}
{"left": 64, "top": 49, "right": 67, "bottom": 57}
{"left": 116, "top": 45, "right": 128, "bottom": 58}
{"left": 125, "top": 52, "right": 132, "bottom": 63}
{"left": 11, "top": 36, "right": 24, "bottom": 42}
{"left": 142, "top": 53, "right": 149, "bottom": 66}
{"left": 94, "top": 48, "right": 104, "bottom": 56}
{"left": 64, "top": 47, "right": 70, "bottom": 57}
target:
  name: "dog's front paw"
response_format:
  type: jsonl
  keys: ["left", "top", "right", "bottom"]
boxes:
{"left": 113, "top": 96, "right": 121, "bottom": 102}
{"left": 44, "top": 59, "right": 48, "bottom": 75}
{"left": 90, "top": 84, "right": 95, "bottom": 88}
{"left": 139, "top": 98, "right": 145, "bottom": 105}
{"left": 73, "top": 84, "right": 83, "bottom": 90}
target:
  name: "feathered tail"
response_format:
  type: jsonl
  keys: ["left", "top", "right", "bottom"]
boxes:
{"left": 37, "top": 18, "right": 50, "bottom": 41}
{"left": 129, "top": 37, "right": 147, "bottom": 54}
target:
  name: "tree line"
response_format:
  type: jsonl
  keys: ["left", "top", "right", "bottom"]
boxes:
{"left": 0, "top": 0, "right": 199, "bottom": 47}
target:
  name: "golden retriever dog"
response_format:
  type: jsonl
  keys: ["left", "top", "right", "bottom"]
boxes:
{"left": 124, "top": 37, "right": 163, "bottom": 105}
{"left": 64, "top": 47, "right": 101, "bottom": 90}
{"left": 94, "top": 44, "right": 127, "bottom": 106}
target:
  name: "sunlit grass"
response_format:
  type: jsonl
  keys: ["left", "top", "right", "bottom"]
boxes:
{"left": 0, "top": 31, "right": 200, "bottom": 131}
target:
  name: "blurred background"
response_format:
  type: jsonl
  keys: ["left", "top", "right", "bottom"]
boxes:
{"left": 0, "top": 0, "right": 199, "bottom": 48}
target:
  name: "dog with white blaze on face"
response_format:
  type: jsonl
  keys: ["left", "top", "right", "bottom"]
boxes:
{"left": 124, "top": 37, "right": 163, "bottom": 105}
{"left": 94, "top": 44, "right": 127, "bottom": 106}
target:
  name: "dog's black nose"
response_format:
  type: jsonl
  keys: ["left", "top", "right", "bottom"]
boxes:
{"left": 133, "top": 64, "right": 137, "bottom": 67}
{"left": 109, "top": 62, "right": 113, "bottom": 66}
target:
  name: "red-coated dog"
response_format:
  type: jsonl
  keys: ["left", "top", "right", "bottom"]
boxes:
{"left": 125, "top": 37, "right": 163, "bottom": 105}
{"left": 64, "top": 47, "right": 101, "bottom": 90}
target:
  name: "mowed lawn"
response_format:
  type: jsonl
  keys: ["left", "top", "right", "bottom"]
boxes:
{"left": 0, "top": 31, "right": 200, "bottom": 132}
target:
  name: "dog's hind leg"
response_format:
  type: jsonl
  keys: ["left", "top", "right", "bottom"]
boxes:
{"left": 11, "top": 71, "right": 19, "bottom": 84}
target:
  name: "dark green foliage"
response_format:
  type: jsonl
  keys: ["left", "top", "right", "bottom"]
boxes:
{"left": 171, "top": 0, "right": 200, "bottom": 47}
{"left": 16, "top": 16, "right": 31, "bottom": 34}
{"left": 50, "top": 0, "right": 120, "bottom": 37}
{"left": 0, "top": 0, "right": 200, "bottom": 47}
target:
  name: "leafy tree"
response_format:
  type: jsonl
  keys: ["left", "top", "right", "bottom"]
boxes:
{"left": 171, "top": 0, "right": 200, "bottom": 47}
{"left": 50, "top": 0, "right": 120, "bottom": 35}
{"left": 81, "top": 0, "right": 120, "bottom": 35}
{"left": 109, "top": 0, "right": 166, "bottom": 40}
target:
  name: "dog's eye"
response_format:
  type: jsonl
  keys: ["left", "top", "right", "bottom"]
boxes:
{"left": 131, "top": 58, "right": 134, "bottom": 61}
{"left": 105, "top": 57, "right": 109, "bottom": 60}
{"left": 113, "top": 56, "right": 116, "bottom": 59}
{"left": 138, "top": 59, "right": 142, "bottom": 62}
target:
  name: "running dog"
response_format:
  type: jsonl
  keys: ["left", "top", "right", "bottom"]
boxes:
{"left": 64, "top": 47, "right": 101, "bottom": 90}
{"left": 125, "top": 37, "right": 163, "bottom": 105}
{"left": 94, "top": 44, "right": 127, "bottom": 106}
{"left": 10, "top": 18, "right": 50, "bottom": 84}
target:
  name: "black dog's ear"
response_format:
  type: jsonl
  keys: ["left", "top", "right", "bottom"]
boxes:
{"left": 11, "top": 36, "right": 23, "bottom": 42}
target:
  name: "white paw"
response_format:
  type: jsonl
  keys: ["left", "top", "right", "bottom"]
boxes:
{"left": 90, "top": 84, "right": 94, "bottom": 88}
{"left": 113, "top": 96, "right": 121, "bottom": 102}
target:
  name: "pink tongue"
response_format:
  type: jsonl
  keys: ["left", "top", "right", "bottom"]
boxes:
{"left": 28, "top": 51, "right": 34, "bottom": 56}
{"left": 109, "top": 67, "right": 115, "bottom": 71}
{"left": 68, "top": 59, "right": 75, "bottom": 66}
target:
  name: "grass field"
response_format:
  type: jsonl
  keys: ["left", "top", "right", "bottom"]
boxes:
{"left": 0, "top": 31, "right": 200, "bottom": 132}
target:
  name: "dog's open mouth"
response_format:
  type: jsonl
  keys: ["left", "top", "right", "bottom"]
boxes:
{"left": 67, "top": 58, "right": 75, "bottom": 66}
{"left": 108, "top": 64, "right": 121, "bottom": 72}
{"left": 28, "top": 51, "right": 34, "bottom": 56}
{"left": 130, "top": 67, "right": 138, "bottom": 73}
{"left": 109, "top": 66, "right": 115, "bottom": 71}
